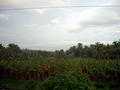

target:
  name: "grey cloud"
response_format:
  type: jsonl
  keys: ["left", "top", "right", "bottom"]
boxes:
{"left": 84, "top": 12, "right": 119, "bottom": 30}
{"left": 0, "top": 0, "right": 33, "bottom": 7}
{"left": 0, "top": 0, "right": 69, "bottom": 8}
{"left": 0, "top": 0, "right": 119, "bottom": 50}
{"left": 65, "top": 0, "right": 120, "bottom": 33}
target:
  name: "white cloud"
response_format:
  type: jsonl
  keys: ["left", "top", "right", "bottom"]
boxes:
{"left": 51, "top": 17, "right": 61, "bottom": 25}
{"left": 0, "top": 14, "right": 9, "bottom": 20}
{"left": 99, "top": 41, "right": 113, "bottom": 45}
{"left": 0, "top": 0, "right": 69, "bottom": 8}
{"left": 61, "top": 1, "right": 120, "bottom": 33}
{"left": 24, "top": 24, "right": 39, "bottom": 28}
{"left": 33, "top": 9, "right": 47, "bottom": 14}
{"left": 114, "top": 30, "right": 120, "bottom": 33}
{"left": 63, "top": 25, "right": 82, "bottom": 32}
{"left": 111, "top": 30, "right": 120, "bottom": 35}
{"left": 0, "top": 0, "right": 70, "bottom": 14}
{"left": 64, "top": 7, "right": 120, "bottom": 32}
{"left": 23, "top": 8, "right": 47, "bottom": 14}
{"left": 0, "top": 0, "right": 33, "bottom": 7}
{"left": 44, "top": 0, "right": 69, "bottom": 6}
{"left": 0, "top": 0, "right": 119, "bottom": 50}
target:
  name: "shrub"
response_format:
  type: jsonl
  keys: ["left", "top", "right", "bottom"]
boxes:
{"left": 39, "top": 74, "right": 95, "bottom": 90}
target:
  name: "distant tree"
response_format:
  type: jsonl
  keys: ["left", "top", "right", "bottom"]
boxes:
{"left": 7, "top": 44, "right": 21, "bottom": 60}
{"left": 67, "top": 46, "right": 76, "bottom": 57}
{"left": 112, "top": 41, "right": 120, "bottom": 59}
{"left": 1, "top": 39, "right": 120, "bottom": 60}
{"left": 0, "top": 44, "right": 5, "bottom": 59}
{"left": 0, "top": 44, "right": 3, "bottom": 49}
{"left": 76, "top": 43, "right": 83, "bottom": 57}
{"left": 8, "top": 44, "right": 21, "bottom": 53}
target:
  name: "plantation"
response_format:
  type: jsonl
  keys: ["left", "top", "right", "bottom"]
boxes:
{"left": 1, "top": 0, "right": 120, "bottom": 89}
{"left": 0, "top": 58, "right": 120, "bottom": 90}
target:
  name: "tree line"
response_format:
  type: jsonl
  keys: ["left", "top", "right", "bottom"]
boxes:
{"left": 0, "top": 40, "right": 120, "bottom": 60}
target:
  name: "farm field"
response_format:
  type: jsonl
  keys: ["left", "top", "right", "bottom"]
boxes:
{"left": 0, "top": 58, "right": 120, "bottom": 90}
{"left": 1, "top": 0, "right": 120, "bottom": 89}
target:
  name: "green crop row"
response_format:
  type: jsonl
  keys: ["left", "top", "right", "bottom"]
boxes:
{"left": 0, "top": 58, "right": 120, "bottom": 82}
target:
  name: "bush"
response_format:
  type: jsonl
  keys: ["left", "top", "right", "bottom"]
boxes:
{"left": 39, "top": 74, "right": 95, "bottom": 90}
{"left": 25, "top": 80, "right": 40, "bottom": 90}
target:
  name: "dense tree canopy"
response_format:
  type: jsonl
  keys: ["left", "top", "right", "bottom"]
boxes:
{"left": 0, "top": 40, "right": 120, "bottom": 60}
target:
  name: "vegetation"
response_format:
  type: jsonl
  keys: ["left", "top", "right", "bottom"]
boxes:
{"left": 0, "top": 40, "right": 120, "bottom": 60}
{"left": 0, "top": 40, "right": 120, "bottom": 89}
{"left": 0, "top": 58, "right": 120, "bottom": 89}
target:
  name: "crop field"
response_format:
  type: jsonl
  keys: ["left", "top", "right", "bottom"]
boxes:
{"left": 1, "top": 0, "right": 120, "bottom": 89}
{"left": 0, "top": 58, "right": 120, "bottom": 90}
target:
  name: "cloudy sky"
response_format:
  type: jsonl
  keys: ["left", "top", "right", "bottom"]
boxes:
{"left": 0, "top": 0, "right": 120, "bottom": 50}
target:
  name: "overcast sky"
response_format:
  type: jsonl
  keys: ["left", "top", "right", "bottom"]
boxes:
{"left": 0, "top": 0, "right": 120, "bottom": 51}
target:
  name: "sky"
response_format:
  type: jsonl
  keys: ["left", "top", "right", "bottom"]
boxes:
{"left": 0, "top": 0, "right": 120, "bottom": 51}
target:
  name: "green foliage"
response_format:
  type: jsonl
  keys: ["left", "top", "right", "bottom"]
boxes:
{"left": 0, "top": 40, "right": 120, "bottom": 60}
{"left": 0, "top": 58, "right": 120, "bottom": 90}
{"left": 40, "top": 74, "right": 95, "bottom": 90}
{"left": 25, "top": 80, "right": 40, "bottom": 90}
